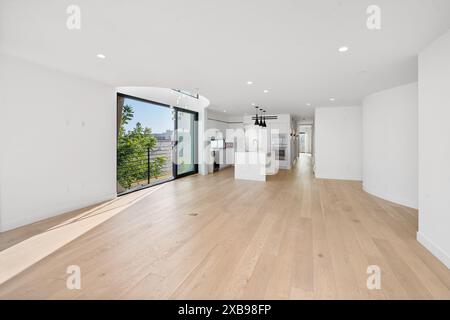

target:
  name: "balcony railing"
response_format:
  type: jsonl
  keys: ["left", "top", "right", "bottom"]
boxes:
{"left": 117, "top": 145, "right": 173, "bottom": 194}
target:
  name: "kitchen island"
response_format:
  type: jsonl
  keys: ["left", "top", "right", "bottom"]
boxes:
{"left": 234, "top": 151, "right": 276, "bottom": 182}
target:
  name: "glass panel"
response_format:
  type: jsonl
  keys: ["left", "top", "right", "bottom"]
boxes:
{"left": 176, "top": 110, "right": 196, "bottom": 175}
{"left": 117, "top": 97, "right": 174, "bottom": 194}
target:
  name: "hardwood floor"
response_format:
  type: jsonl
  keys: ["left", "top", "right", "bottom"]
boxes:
{"left": 0, "top": 155, "right": 449, "bottom": 299}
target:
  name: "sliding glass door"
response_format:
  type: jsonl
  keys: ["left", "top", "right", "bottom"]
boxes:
{"left": 117, "top": 94, "right": 198, "bottom": 195}
{"left": 175, "top": 109, "right": 198, "bottom": 177}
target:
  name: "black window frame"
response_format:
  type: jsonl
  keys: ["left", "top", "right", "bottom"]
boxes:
{"left": 116, "top": 92, "right": 199, "bottom": 196}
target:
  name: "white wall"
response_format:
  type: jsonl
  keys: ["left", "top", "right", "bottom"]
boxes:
{"left": 207, "top": 110, "right": 230, "bottom": 171}
{"left": 0, "top": 54, "right": 116, "bottom": 232}
{"left": 206, "top": 110, "right": 244, "bottom": 171}
{"left": 314, "top": 106, "right": 362, "bottom": 181}
{"left": 417, "top": 30, "right": 450, "bottom": 268}
{"left": 362, "top": 83, "right": 418, "bottom": 209}
{"left": 207, "top": 111, "right": 230, "bottom": 139}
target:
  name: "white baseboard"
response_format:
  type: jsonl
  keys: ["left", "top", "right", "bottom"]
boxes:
{"left": 417, "top": 232, "right": 450, "bottom": 269}
{"left": 362, "top": 185, "right": 418, "bottom": 209}
{"left": 315, "top": 174, "right": 362, "bottom": 181}
{"left": 0, "top": 193, "right": 117, "bottom": 233}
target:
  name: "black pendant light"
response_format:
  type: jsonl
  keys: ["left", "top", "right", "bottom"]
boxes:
{"left": 262, "top": 110, "right": 267, "bottom": 127}
{"left": 259, "top": 108, "right": 264, "bottom": 127}
{"left": 254, "top": 106, "right": 260, "bottom": 126}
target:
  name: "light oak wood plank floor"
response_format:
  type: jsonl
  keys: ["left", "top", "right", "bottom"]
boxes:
{"left": 0, "top": 155, "right": 449, "bottom": 299}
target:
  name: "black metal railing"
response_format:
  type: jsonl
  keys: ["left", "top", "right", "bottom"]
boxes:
{"left": 117, "top": 146, "right": 173, "bottom": 194}
{"left": 117, "top": 147, "right": 151, "bottom": 189}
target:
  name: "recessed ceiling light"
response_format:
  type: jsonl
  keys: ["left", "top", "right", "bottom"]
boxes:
{"left": 223, "top": 110, "right": 227, "bottom": 113}
{"left": 338, "top": 46, "right": 349, "bottom": 53}
{"left": 247, "top": 81, "right": 253, "bottom": 85}
{"left": 97, "top": 53, "right": 106, "bottom": 59}
{"left": 330, "top": 98, "right": 335, "bottom": 101}
{"left": 263, "top": 90, "right": 269, "bottom": 93}
{"left": 306, "top": 103, "right": 311, "bottom": 106}
{"left": 251, "top": 102, "right": 256, "bottom": 106}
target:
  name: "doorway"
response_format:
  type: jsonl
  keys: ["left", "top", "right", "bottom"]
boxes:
{"left": 175, "top": 108, "right": 198, "bottom": 177}
{"left": 117, "top": 93, "right": 198, "bottom": 195}
{"left": 298, "top": 125, "right": 312, "bottom": 155}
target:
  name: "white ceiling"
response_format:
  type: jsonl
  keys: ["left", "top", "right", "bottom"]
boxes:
{"left": 1, "top": 0, "right": 450, "bottom": 118}
{"left": 117, "top": 86, "right": 210, "bottom": 111}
